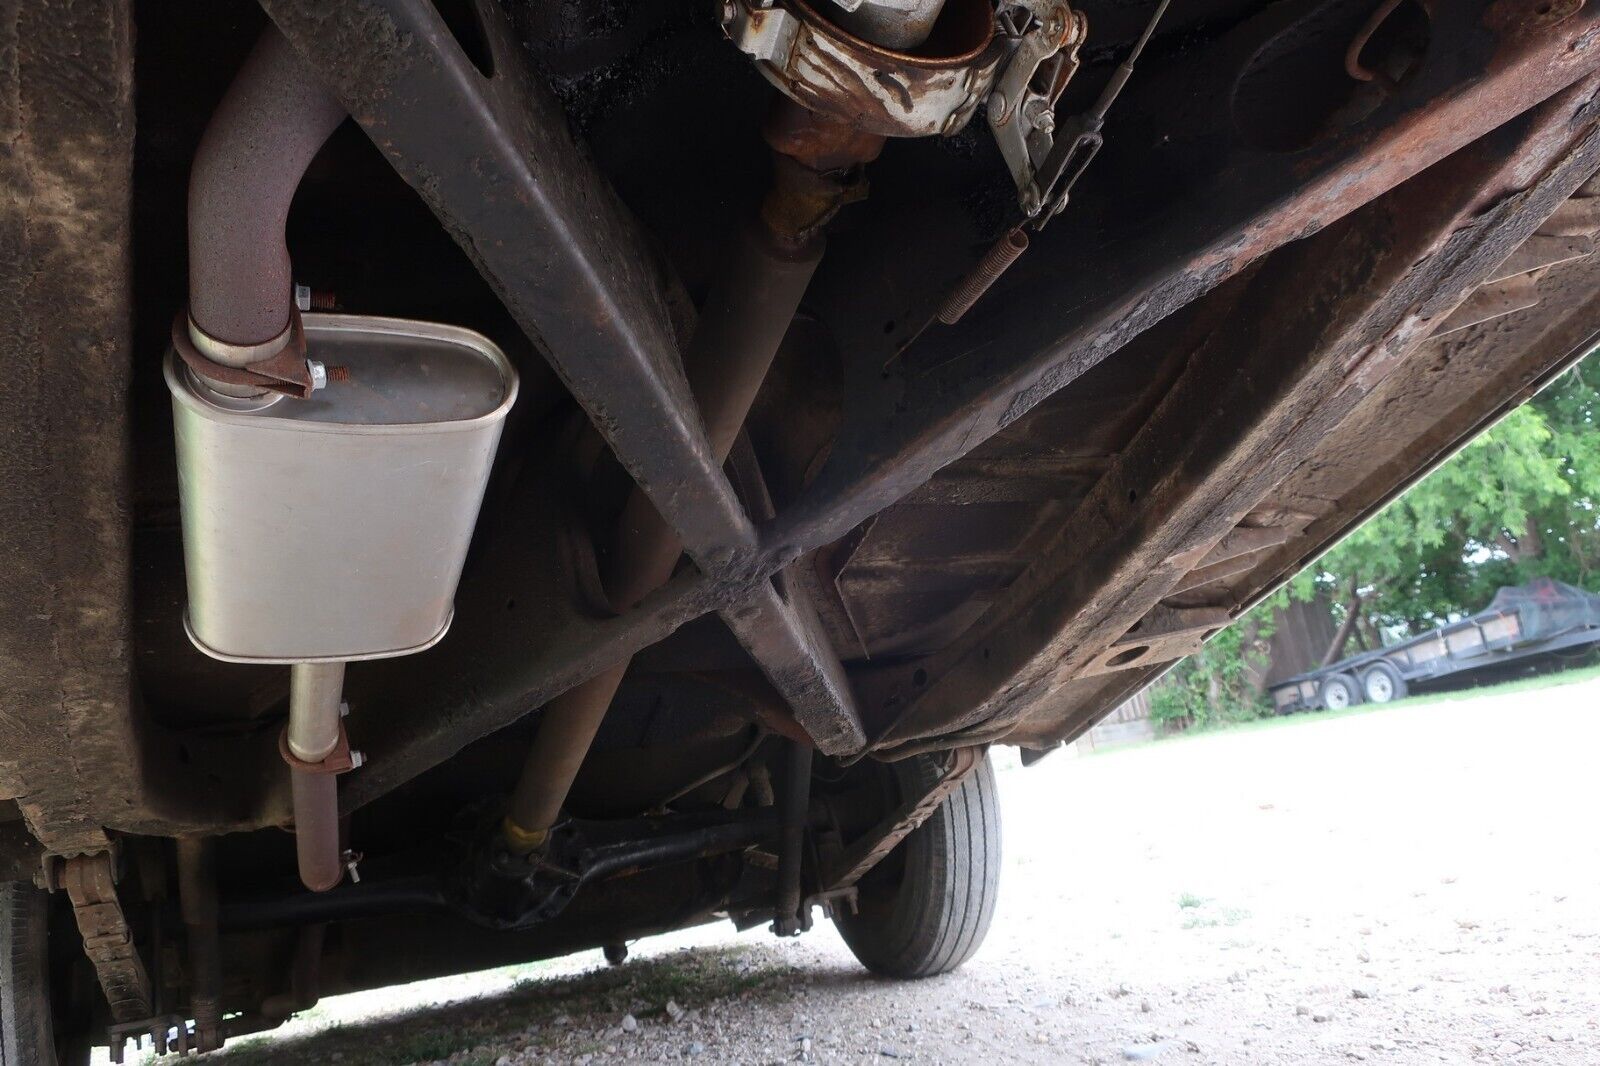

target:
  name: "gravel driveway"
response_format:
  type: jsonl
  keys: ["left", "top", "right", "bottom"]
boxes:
{"left": 199, "top": 678, "right": 1600, "bottom": 1065}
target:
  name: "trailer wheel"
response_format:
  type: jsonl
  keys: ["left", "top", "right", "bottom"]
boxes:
{"left": 1319, "top": 673, "right": 1361, "bottom": 710}
{"left": 1361, "top": 662, "right": 1407, "bottom": 703}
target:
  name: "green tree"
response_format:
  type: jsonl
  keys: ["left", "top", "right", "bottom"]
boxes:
{"left": 1149, "top": 610, "right": 1278, "bottom": 730}
{"left": 1152, "top": 353, "right": 1600, "bottom": 728}
{"left": 1300, "top": 356, "right": 1600, "bottom": 648}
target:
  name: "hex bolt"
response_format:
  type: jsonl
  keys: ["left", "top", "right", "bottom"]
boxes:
{"left": 350, "top": 750, "right": 366, "bottom": 770}
{"left": 306, "top": 359, "right": 328, "bottom": 391}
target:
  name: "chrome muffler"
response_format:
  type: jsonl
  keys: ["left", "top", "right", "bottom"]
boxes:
{"left": 174, "top": 25, "right": 517, "bottom": 893}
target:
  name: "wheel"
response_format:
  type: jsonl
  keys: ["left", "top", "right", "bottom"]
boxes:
{"left": 833, "top": 752, "right": 1001, "bottom": 979}
{"left": 1361, "top": 662, "right": 1408, "bottom": 703}
{"left": 2, "top": 882, "right": 62, "bottom": 1066}
{"left": 1319, "top": 673, "right": 1361, "bottom": 710}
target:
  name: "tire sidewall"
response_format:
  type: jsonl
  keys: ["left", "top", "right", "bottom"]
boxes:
{"left": 1321, "top": 675, "right": 1358, "bottom": 710}
{"left": 1, "top": 882, "right": 59, "bottom": 1066}
{"left": 1362, "top": 663, "right": 1404, "bottom": 703}
{"left": 833, "top": 752, "right": 1002, "bottom": 979}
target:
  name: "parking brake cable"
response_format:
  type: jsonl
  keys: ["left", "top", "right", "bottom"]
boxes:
{"left": 932, "top": 0, "right": 1173, "bottom": 327}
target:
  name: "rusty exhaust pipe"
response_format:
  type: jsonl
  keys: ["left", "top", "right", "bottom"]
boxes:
{"left": 503, "top": 99, "right": 882, "bottom": 850}
{"left": 286, "top": 663, "right": 348, "bottom": 893}
{"left": 504, "top": 216, "right": 827, "bottom": 849}
{"left": 187, "top": 26, "right": 345, "bottom": 362}
{"left": 186, "top": 26, "right": 350, "bottom": 892}
{"left": 176, "top": 837, "right": 222, "bottom": 1052}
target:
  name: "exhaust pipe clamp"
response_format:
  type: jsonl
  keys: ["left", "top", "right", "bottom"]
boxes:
{"left": 172, "top": 309, "right": 318, "bottom": 399}
{"left": 278, "top": 724, "right": 359, "bottom": 776}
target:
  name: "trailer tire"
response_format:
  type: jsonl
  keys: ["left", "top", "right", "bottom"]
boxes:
{"left": 1319, "top": 673, "right": 1361, "bottom": 710}
{"left": 1361, "top": 662, "right": 1407, "bottom": 703}
{"left": 834, "top": 753, "right": 1001, "bottom": 979}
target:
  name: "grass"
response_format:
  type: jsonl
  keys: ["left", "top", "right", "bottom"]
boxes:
{"left": 1175, "top": 892, "right": 1247, "bottom": 929}
{"left": 1180, "top": 907, "right": 1249, "bottom": 930}
{"left": 1096, "top": 659, "right": 1600, "bottom": 755}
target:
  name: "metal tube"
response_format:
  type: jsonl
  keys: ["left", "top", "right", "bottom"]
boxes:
{"left": 187, "top": 26, "right": 346, "bottom": 355}
{"left": 175, "top": 837, "right": 222, "bottom": 1053}
{"left": 221, "top": 876, "right": 445, "bottom": 932}
{"left": 604, "top": 224, "right": 825, "bottom": 611}
{"left": 288, "top": 661, "right": 346, "bottom": 891}
{"left": 288, "top": 662, "right": 345, "bottom": 763}
{"left": 504, "top": 662, "right": 628, "bottom": 849}
{"left": 506, "top": 227, "right": 825, "bottom": 847}
{"left": 773, "top": 740, "right": 814, "bottom": 935}
{"left": 504, "top": 102, "right": 874, "bottom": 850}
{"left": 290, "top": 769, "right": 343, "bottom": 893}
{"left": 831, "top": 0, "right": 949, "bottom": 50}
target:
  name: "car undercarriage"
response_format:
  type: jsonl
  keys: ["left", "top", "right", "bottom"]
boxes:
{"left": 5, "top": 0, "right": 1600, "bottom": 1059}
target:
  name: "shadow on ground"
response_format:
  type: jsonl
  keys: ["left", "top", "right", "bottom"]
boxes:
{"left": 205, "top": 945, "right": 873, "bottom": 1065}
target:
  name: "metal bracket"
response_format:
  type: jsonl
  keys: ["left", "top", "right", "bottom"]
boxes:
{"left": 824, "top": 745, "right": 985, "bottom": 890}
{"left": 278, "top": 722, "right": 360, "bottom": 775}
{"left": 723, "top": 0, "right": 800, "bottom": 65}
{"left": 107, "top": 1014, "right": 191, "bottom": 1064}
{"left": 987, "top": 1, "right": 1087, "bottom": 216}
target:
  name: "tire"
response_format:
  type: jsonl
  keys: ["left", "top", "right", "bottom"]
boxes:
{"left": 1319, "top": 673, "right": 1361, "bottom": 710}
{"left": 833, "top": 752, "right": 1001, "bottom": 979}
{"left": 1, "top": 881, "right": 58, "bottom": 1066}
{"left": 1361, "top": 662, "right": 1408, "bottom": 703}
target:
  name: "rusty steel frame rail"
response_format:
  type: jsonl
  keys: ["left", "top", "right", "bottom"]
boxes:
{"left": 874, "top": 80, "right": 1600, "bottom": 752}
{"left": 0, "top": 0, "right": 141, "bottom": 856}
{"left": 762, "top": 0, "right": 1600, "bottom": 559}
{"left": 260, "top": 0, "right": 865, "bottom": 757}
{"left": 247, "top": 0, "right": 1600, "bottom": 814}
{"left": 258, "top": 0, "right": 751, "bottom": 569}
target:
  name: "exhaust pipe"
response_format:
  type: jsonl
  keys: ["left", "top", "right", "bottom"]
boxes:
{"left": 502, "top": 96, "right": 882, "bottom": 851}
{"left": 286, "top": 663, "right": 349, "bottom": 893}
{"left": 183, "top": 26, "right": 351, "bottom": 894}
{"left": 176, "top": 28, "right": 517, "bottom": 895}
{"left": 187, "top": 28, "right": 345, "bottom": 366}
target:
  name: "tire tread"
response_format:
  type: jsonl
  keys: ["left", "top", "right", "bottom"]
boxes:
{"left": 835, "top": 753, "right": 1002, "bottom": 979}
{"left": 1, "top": 881, "right": 56, "bottom": 1066}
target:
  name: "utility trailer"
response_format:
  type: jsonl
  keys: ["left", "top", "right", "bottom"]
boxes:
{"left": 1270, "top": 579, "right": 1600, "bottom": 712}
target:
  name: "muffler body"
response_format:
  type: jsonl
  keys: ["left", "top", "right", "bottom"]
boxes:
{"left": 168, "top": 314, "right": 516, "bottom": 663}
